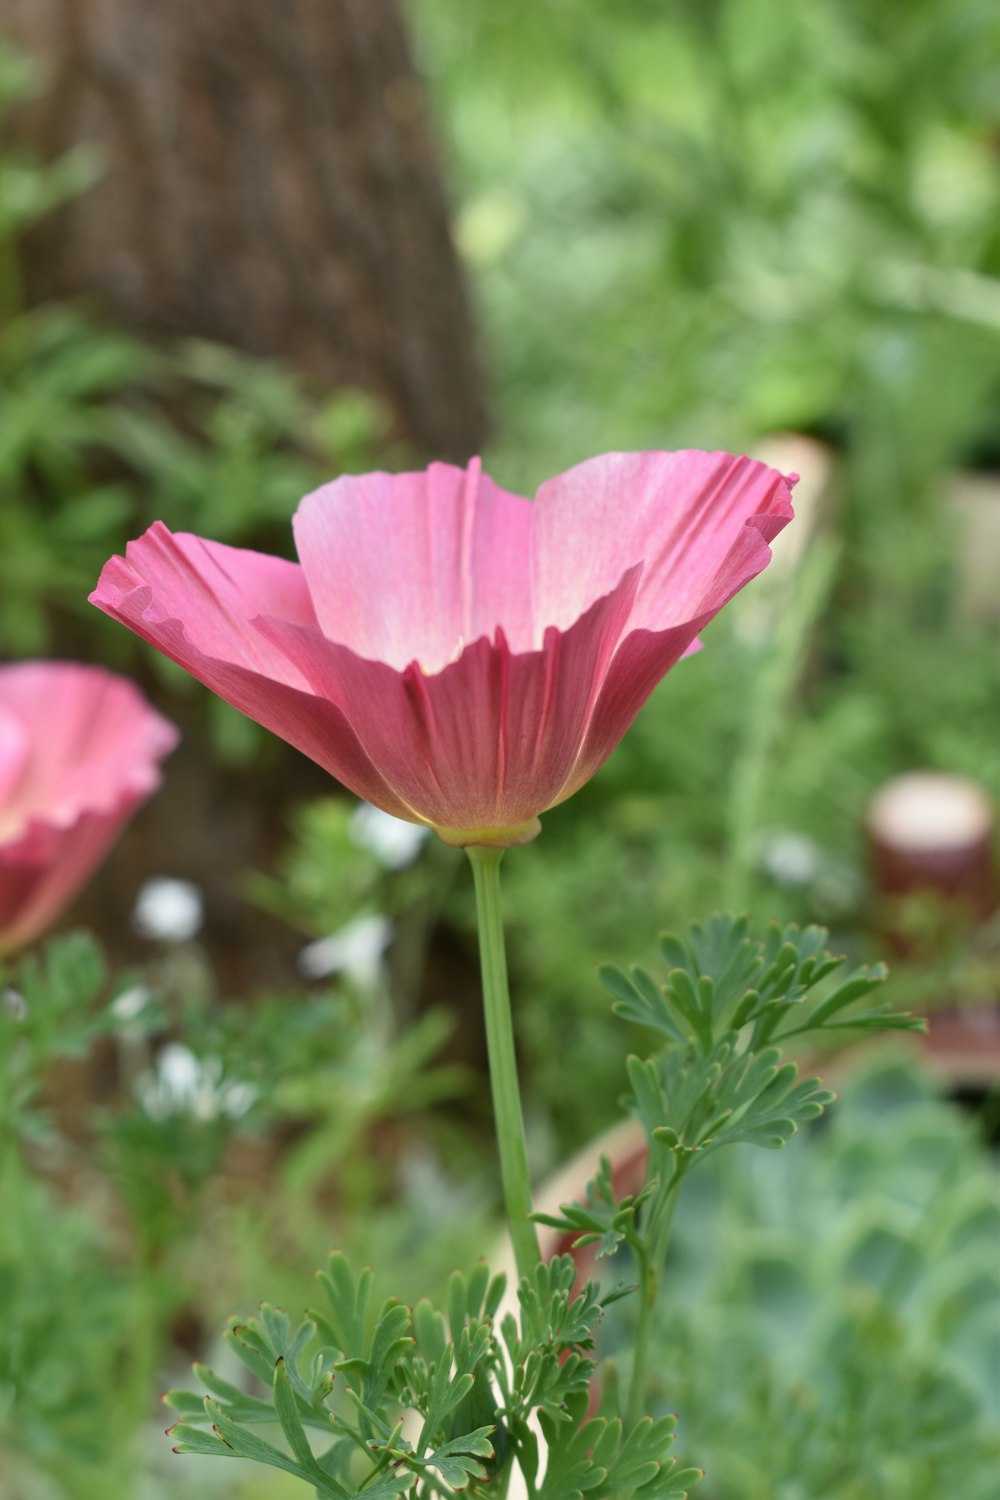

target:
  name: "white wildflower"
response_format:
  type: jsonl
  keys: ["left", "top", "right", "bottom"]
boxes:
{"left": 298, "top": 913, "right": 392, "bottom": 984}
{"left": 349, "top": 803, "right": 428, "bottom": 870}
{"left": 132, "top": 877, "right": 204, "bottom": 943}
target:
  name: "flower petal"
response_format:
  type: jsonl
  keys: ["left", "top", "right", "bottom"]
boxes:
{"left": 553, "top": 488, "right": 795, "bottom": 804}
{"left": 532, "top": 450, "right": 794, "bottom": 632}
{"left": 293, "top": 459, "right": 536, "bottom": 671}
{"left": 92, "top": 523, "right": 320, "bottom": 684}
{"left": 0, "top": 704, "right": 29, "bottom": 810}
{"left": 252, "top": 566, "right": 642, "bottom": 833}
{"left": 89, "top": 451, "right": 795, "bottom": 847}
{"left": 0, "top": 809, "right": 131, "bottom": 951}
{"left": 0, "top": 662, "right": 178, "bottom": 951}
{"left": 0, "top": 663, "right": 177, "bottom": 838}
{"left": 90, "top": 528, "right": 423, "bottom": 821}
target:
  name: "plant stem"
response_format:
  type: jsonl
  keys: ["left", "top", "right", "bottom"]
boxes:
{"left": 723, "top": 540, "right": 837, "bottom": 910}
{"left": 467, "top": 845, "right": 541, "bottom": 1282}
{"left": 626, "top": 1169, "right": 683, "bottom": 1429}
{"left": 627, "top": 1243, "right": 656, "bottom": 1431}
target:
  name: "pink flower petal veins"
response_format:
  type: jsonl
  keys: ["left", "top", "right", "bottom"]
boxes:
{"left": 532, "top": 450, "right": 794, "bottom": 632}
{"left": 91, "top": 531, "right": 427, "bottom": 821}
{"left": 90, "top": 451, "right": 794, "bottom": 844}
{"left": 294, "top": 458, "right": 535, "bottom": 671}
{"left": 540, "top": 453, "right": 795, "bottom": 803}
{"left": 102, "top": 525, "right": 319, "bottom": 683}
{"left": 252, "top": 564, "right": 642, "bottom": 832}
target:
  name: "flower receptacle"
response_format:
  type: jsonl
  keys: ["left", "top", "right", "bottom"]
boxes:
{"left": 433, "top": 817, "right": 542, "bottom": 848}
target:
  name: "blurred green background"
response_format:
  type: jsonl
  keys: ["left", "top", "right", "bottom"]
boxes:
{"left": 1, "top": 1, "right": 998, "bottom": 1496}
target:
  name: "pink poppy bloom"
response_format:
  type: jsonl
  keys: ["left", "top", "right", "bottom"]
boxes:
{"left": 0, "top": 662, "right": 178, "bottom": 952}
{"left": 90, "top": 451, "right": 793, "bottom": 847}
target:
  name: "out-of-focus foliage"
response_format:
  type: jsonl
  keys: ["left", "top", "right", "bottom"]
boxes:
{"left": 655, "top": 1057, "right": 1000, "bottom": 1498}
{"left": 0, "top": 47, "right": 99, "bottom": 272}
{"left": 0, "top": 307, "right": 388, "bottom": 660}
{"left": 0, "top": 933, "right": 484, "bottom": 1500}
{"left": 413, "top": 0, "right": 1000, "bottom": 486}
{"left": 253, "top": 576, "right": 1000, "bottom": 1148}
{"left": 407, "top": 0, "right": 1000, "bottom": 1138}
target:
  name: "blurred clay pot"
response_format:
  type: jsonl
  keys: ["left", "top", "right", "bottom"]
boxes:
{"left": 866, "top": 770, "right": 1000, "bottom": 1085}
{"left": 866, "top": 771, "right": 997, "bottom": 958}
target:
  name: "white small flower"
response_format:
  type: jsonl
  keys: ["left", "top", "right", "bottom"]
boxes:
{"left": 132, "top": 877, "right": 204, "bottom": 943}
{"left": 138, "top": 1042, "right": 199, "bottom": 1119}
{"left": 298, "top": 913, "right": 393, "bottom": 984}
{"left": 349, "top": 803, "right": 428, "bottom": 870}
{"left": 111, "top": 983, "right": 154, "bottom": 1022}
{"left": 218, "top": 1079, "right": 258, "bottom": 1119}
{"left": 137, "top": 1042, "right": 256, "bottom": 1122}
{"left": 755, "top": 829, "right": 823, "bottom": 888}
{"left": 158, "top": 1041, "right": 201, "bottom": 1099}
{"left": 2, "top": 988, "right": 27, "bottom": 1020}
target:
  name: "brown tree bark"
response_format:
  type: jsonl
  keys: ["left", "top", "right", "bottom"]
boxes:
{"left": 1, "top": 0, "right": 488, "bottom": 460}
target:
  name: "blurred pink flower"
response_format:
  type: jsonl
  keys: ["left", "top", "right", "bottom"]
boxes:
{"left": 0, "top": 663, "right": 178, "bottom": 951}
{"left": 91, "top": 451, "right": 793, "bottom": 846}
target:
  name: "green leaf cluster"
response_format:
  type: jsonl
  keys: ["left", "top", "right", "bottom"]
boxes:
{"left": 541, "top": 916, "right": 920, "bottom": 1265}
{"left": 166, "top": 1251, "right": 697, "bottom": 1498}
{"left": 0, "top": 934, "right": 140, "bottom": 1143}
{"left": 606, "top": 913, "right": 920, "bottom": 1156}
{"left": 602, "top": 913, "right": 918, "bottom": 1056}
{"left": 535, "top": 1152, "right": 651, "bottom": 1262}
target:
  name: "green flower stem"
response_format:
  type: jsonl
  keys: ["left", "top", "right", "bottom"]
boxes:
{"left": 467, "top": 845, "right": 541, "bottom": 1282}
{"left": 626, "top": 1167, "right": 684, "bottom": 1430}
{"left": 627, "top": 1243, "right": 656, "bottom": 1431}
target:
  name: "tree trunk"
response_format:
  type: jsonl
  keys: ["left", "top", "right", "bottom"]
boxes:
{"left": 1, "top": 0, "right": 488, "bottom": 460}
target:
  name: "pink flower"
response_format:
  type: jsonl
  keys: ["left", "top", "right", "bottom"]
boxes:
{"left": 0, "top": 662, "right": 178, "bottom": 952}
{"left": 90, "top": 451, "right": 793, "bottom": 847}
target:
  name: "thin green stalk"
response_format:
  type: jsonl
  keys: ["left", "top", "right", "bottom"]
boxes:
{"left": 626, "top": 1169, "right": 684, "bottom": 1429}
{"left": 627, "top": 1241, "right": 655, "bottom": 1431}
{"left": 723, "top": 539, "right": 838, "bottom": 910}
{"left": 467, "top": 846, "right": 541, "bottom": 1282}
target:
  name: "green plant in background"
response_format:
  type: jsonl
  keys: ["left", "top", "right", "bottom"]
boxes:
{"left": 658, "top": 1057, "right": 1000, "bottom": 1498}
{"left": 0, "top": 46, "right": 99, "bottom": 323}
{"left": 0, "top": 308, "right": 151, "bottom": 655}
{"left": 0, "top": 935, "right": 130, "bottom": 1150}
{"left": 0, "top": 303, "right": 388, "bottom": 668}
{"left": 414, "top": 0, "right": 1000, "bottom": 488}
{"left": 0, "top": 1175, "right": 146, "bottom": 1500}
{"left": 245, "top": 797, "right": 451, "bottom": 969}
{"left": 538, "top": 914, "right": 923, "bottom": 1429}
{"left": 0, "top": 939, "right": 164, "bottom": 1499}
{"left": 0, "top": 931, "right": 484, "bottom": 1499}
